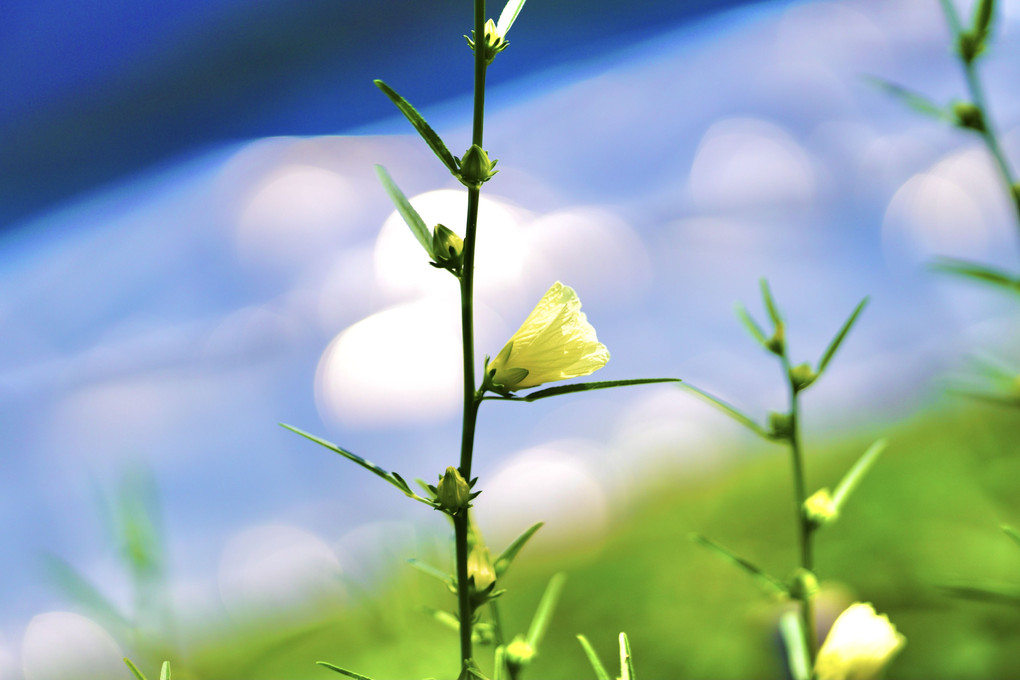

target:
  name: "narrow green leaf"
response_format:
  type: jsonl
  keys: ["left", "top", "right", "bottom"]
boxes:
{"left": 576, "top": 635, "right": 612, "bottom": 680}
{"left": 619, "top": 633, "right": 636, "bottom": 680}
{"left": 527, "top": 573, "right": 566, "bottom": 648}
{"left": 44, "top": 554, "right": 130, "bottom": 633}
{"left": 778, "top": 611, "right": 811, "bottom": 680}
{"left": 678, "top": 383, "right": 771, "bottom": 439}
{"left": 930, "top": 257, "right": 1020, "bottom": 292}
{"left": 374, "top": 80, "right": 459, "bottom": 174}
{"left": 494, "top": 522, "right": 543, "bottom": 576}
{"left": 938, "top": 0, "right": 965, "bottom": 37}
{"left": 948, "top": 387, "right": 1020, "bottom": 407}
{"left": 422, "top": 606, "right": 461, "bottom": 633}
{"left": 466, "top": 667, "right": 492, "bottom": 680}
{"left": 690, "top": 533, "right": 787, "bottom": 594}
{"left": 759, "top": 279, "right": 783, "bottom": 326}
{"left": 735, "top": 303, "right": 767, "bottom": 346}
{"left": 408, "top": 558, "right": 455, "bottom": 586}
{"left": 375, "top": 165, "right": 434, "bottom": 258}
{"left": 816, "top": 297, "right": 868, "bottom": 375}
{"left": 496, "top": 0, "right": 527, "bottom": 38}
{"left": 972, "top": 0, "right": 995, "bottom": 39}
{"left": 282, "top": 424, "right": 434, "bottom": 507}
{"left": 123, "top": 658, "right": 148, "bottom": 680}
{"left": 865, "top": 77, "right": 952, "bottom": 121}
{"left": 1002, "top": 525, "right": 1020, "bottom": 550}
{"left": 316, "top": 661, "right": 374, "bottom": 679}
{"left": 515, "top": 378, "right": 681, "bottom": 402}
{"left": 939, "top": 584, "right": 1020, "bottom": 606}
{"left": 832, "top": 439, "right": 887, "bottom": 512}
{"left": 160, "top": 661, "right": 171, "bottom": 680}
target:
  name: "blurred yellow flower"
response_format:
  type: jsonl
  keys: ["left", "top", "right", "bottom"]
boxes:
{"left": 484, "top": 282, "right": 609, "bottom": 394}
{"left": 804, "top": 488, "right": 839, "bottom": 525}
{"left": 815, "top": 602, "right": 905, "bottom": 680}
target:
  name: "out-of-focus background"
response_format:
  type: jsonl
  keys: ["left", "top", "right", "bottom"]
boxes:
{"left": 3, "top": 0, "right": 1020, "bottom": 678}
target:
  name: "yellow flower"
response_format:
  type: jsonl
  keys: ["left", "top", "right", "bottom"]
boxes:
{"left": 484, "top": 282, "right": 609, "bottom": 395}
{"left": 815, "top": 602, "right": 905, "bottom": 680}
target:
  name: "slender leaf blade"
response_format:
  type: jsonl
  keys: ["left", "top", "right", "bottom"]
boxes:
{"left": 940, "top": 584, "right": 1020, "bottom": 606}
{"left": 690, "top": 533, "right": 786, "bottom": 594}
{"left": 494, "top": 522, "right": 543, "bottom": 576}
{"left": 316, "top": 662, "right": 374, "bottom": 680}
{"left": 678, "top": 383, "right": 771, "bottom": 439}
{"left": 1003, "top": 525, "right": 1020, "bottom": 550}
{"left": 865, "top": 77, "right": 952, "bottom": 121}
{"left": 518, "top": 378, "right": 681, "bottom": 402}
{"left": 496, "top": 0, "right": 527, "bottom": 38}
{"left": 817, "top": 297, "right": 868, "bottom": 375}
{"left": 619, "top": 633, "right": 635, "bottom": 680}
{"left": 930, "top": 257, "right": 1020, "bottom": 292}
{"left": 160, "top": 661, "right": 171, "bottom": 680}
{"left": 374, "top": 80, "right": 459, "bottom": 174}
{"left": 576, "top": 635, "right": 612, "bottom": 680}
{"left": 281, "top": 424, "right": 405, "bottom": 492}
{"left": 493, "top": 645, "right": 508, "bottom": 680}
{"left": 735, "top": 303, "right": 767, "bottom": 346}
{"left": 408, "top": 558, "right": 455, "bottom": 586}
{"left": 123, "top": 658, "right": 148, "bottom": 680}
{"left": 759, "top": 279, "right": 783, "bottom": 326}
{"left": 526, "top": 573, "right": 566, "bottom": 648}
{"left": 375, "top": 165, "right": 434, "bottom": 258}
{"left": 832, "top": 438, "right": 887, "bottom": 512}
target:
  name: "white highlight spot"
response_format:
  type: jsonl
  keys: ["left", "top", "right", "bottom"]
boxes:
{"left": 374, "top": 189, "right": 528, "bottom": 300}
{"left": 690, "top": 118, "right": 816, "bottom": 212}
{"left": 21, "top": 612, "right": 123, "bottom": 680}
{"left": 236, "top": 164, "right": 358, "bottom": 269}
{"left": 218, "top": 523, "right": 344, "bottom": 619}
{"left": 477, "top": 444, "right": 609, "bottom": 551}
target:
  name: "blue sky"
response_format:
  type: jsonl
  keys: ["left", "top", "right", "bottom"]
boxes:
{"left": 3, "top": 0, "right": 1020, "bottom": 676}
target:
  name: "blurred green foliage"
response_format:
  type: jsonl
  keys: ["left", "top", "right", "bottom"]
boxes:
{"left": 155, "top": 403, "right": 1020, "bottom": 679}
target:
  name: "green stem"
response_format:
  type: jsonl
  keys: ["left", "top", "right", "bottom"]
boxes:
{"left": 454, "top": 513, "right": 473, "bottom": 670}
{"left": 781, "top": 356, "right": 818, "bottom": 666}
{"left": 961, "top": 61, "right": 1020, "bottom": 231}
{"left": 454, "top": 0, "right": 489, "bottom": 673}
{"left": 941, "top": 0, "right": 1020, "bottom": 242}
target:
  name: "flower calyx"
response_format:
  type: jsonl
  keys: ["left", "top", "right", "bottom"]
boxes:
{"left": 952, "top": 101, "right": 986, "bottom": 133}
{"left": 431, "top": 466, "right": 480, "bottom": 515}
{"left": 465, "top": 18, "right": 509, "bottom": 65}
{"left": 457, "top": 144, "right": 498, "bottom": 189}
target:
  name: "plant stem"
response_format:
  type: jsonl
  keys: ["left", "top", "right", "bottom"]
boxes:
{"left": 940, "top": 0, "right": 1020, "bottom": 241}
{"left": 454, "top": 0, "right": 489, "bottom": 673}
{"left": 781, "top": 356, "right": 818, "bottom": 665}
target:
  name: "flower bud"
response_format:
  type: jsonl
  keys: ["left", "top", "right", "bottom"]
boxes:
{"left": 467, "top": 544, "right": 498, "bottom": 603}
{"left": 788, "top": 568, "right": 819, "bottom": 601}
{"left": 952, "top": 101, "right": 986, "bottom": 132}
{"left": 505, "top": 636, "right": 536, "bottom": 672}
{"left": 804, "top": 488, "right": 839, "bottom": 527}
{"left": 957, "top": 30, "right": 983, "bottom": 64}
{"left": 789, "top": 362, "right": 817, "bottom": 392}
{"left": 465, "top": 18, "right": 509, "bottom": 64}
{"left": 458, "top": 144, "right": 498, "bottom": 189}
{"left": 765, "top": 322, "right": 785, "bottom": 356}
{"left": 435, "top": 466, "right": 472, "bottom": 515}
{"left": 768, "top": 411, "right": 794, "bottom": 439}
{"left": 431, "top": 224, "right": 464, "bottom": 271}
